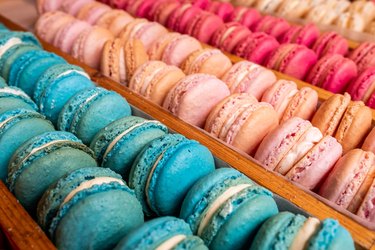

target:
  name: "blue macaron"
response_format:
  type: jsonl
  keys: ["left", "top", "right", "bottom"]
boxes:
{"left": 0, "top": 86, "right": 37, "bottom": 114}
{"left": 0, "top": 31, "right": 41, "bottom": 49}
{"left": 114, "top": 216, "right": 208, "bottom": 250}
{"left": 33, "top": 63, "right": 95, "bottom": 124}
{"left": 58, "top": 87, "right": 131, "bottom": 145}
{"left": 129, "top": 133, "right": 215, "bottom": 216}
{"left": 90, "top": 116, "right": 168, "bottom": 178}
{"left": 0, "top": 109, "right": 55, "bottom": 182}
{"left": 8, "top": 50, "right": 65, "bottom": 95}
{"left": 43, "top": 168, "right": 144, "bottom": 250}
{"left": 250, "top": 212, "right": 355, "bottom": 250}
{"left": 7, "top": 131, "right": 98, "bottom": 213}
{"left": 180, "top": 168, "right": 279, "bottom": 250}
{"left": 0, "top": 75, "right": 6, "bottom": 87}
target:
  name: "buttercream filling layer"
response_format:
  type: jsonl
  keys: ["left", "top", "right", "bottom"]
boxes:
{"left": 155, "top": 235, "right": 186, "bottom": 250}
{"left": 289, "top": 217, "right": 321, "bottom": 250}
{"left": 0, "top": 38, "right": 22, "bottom": 57}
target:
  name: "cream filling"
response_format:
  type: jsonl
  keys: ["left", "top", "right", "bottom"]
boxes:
{"left": 220, "top": 27, "right": 237, "bottom": 45}
{"left": 155, "top": 235, "right": 186, "bottom": 250}
{"left": 289, "top": 217, "right": 321, "bottom": 250}
{"left": 197, "top": 184, "right": 251, "bottom": 236}
{"left": 0, "top": 38, "right": 22, "bottom": 57}
{"left": 140, "top": 67, "right": 164, "bottom": 96}
{"left": 0, "top": 88, "right": 29, "bottom": 99}
{"left": 218, "top": 104, "right": 252, "bottom": 140}
{"left": 62, "top": 177, "right": 125, "bottom": 206}
{"left": 130, "top": 22, "right": 146, "bottom": 38}
{"left": 0, "top": 113, "right": 23, "bottom": 129}
{"left": 102, "top": 121, "right": 160, "bottom": 160}
{"left": 145, "top": 152, "right": 164, "bottom": 208}
{"left": 119, "top": 47, "right": 127, "bottom": 84}
{"left": 57, "top": 69, "right": 90, "bottom": 79}
{"left": 70, "top": 92, "right": 100, "bottom": 131}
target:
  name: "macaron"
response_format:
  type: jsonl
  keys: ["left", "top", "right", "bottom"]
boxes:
{"left": 147, "top": 32, "right": 181, "bottom": 61}
{"left": 347, "top": 68, "right": 375, "bottom": 103}
{"left": 349, "top": 42, "right": 375, "bottom": 73}
{"left": 0, "top": 31, "right": 41, "bottom": 55}
{"left": 72, "top": 26, "right": 114, "bottom": 69}
{"left": 151, "top": 0, "right": 182, "bottom": 26}
{"left": 357, "top": 178, "right": 375, "bottom": 222}
{"left": 319, "top": 149, "right": 375, "bottom": 212}
{"left": 0, "top": 86, "right": 37, "bottom": 114}
{"left": 253, "top": 16, "right": 290, "bottom": 41}
{"left": 255, "top": 0, "right": 283, "bottom": 14}
{"left": 266, "top": 44, "right": 318, "bottom": 80}
{"left": 96, "top": 9, "right": 134, "bottom": 36}
{"left": 285, "top": 135, "right": 343, "bottom": 190}
{"left": 75, "top": 1, "right": 112, "bottom": 24}
{"left": 207, "top": 1, "right": 234, "bottom": 21}
{"left": 180, "top": 168, "right": 278, "bottom": 249}
{"left": 36, "top": 0, "right": 64, "bottom": 14}
{"left": 41, "top": 167, "right": 144, "bottom": 250}
{"left": 228, "top": 6, "right": 261, "bottom": 30}
{"left": 33, "top": 63, "right": 95, "bottom": 124}
{"left": 161, "top": 34, "right": 202, "bottom": 67}
{"left": 163, "top": 74, "right": 230, "bottom": 127}
{"left": 306, "top": 54, "right": 358, "bottom": 93}
{"left": 185, "top": 11, "right": 224, "bottom": 43}
{"left": 181, "top": 48, "right": 232, "bottom": 79}
{"left": 276, "top": 0, "right": 310, "bottom": 18}
{"left": 312, "top": 32, "right": 348, "bottom": 58}
{"left": 0, "top": 109, "right": 55, "bottom": 182}
{"left": 114, "top": 216, "right": 208, "bottom": 250}
{"left": 280, "top": 24, "right": 320, "bottom": 48}
{"left": 129, "top": 133, "right": 215, "bottom": 216}
{"left": 58, "top": 87, "right": 131, "bottom": 145}
{"left": 61, "top": 0, "right": 94, "bottom": 16}
{"left": 311, "top": 93, "right": 351, "bottom": 136}
{"left": 335, "top": 12, "right": 366, "bottom": 33}
{"left": 90, "top": 116, "right": 168, "bottom": 178}
{"left": 129, "top": 61, "right": 186, "bottom": 105}
{"left": 250, "top": 212, "right": 354, "bottom": 250}
{"left": 221, "top": 61, "right": 277, "bottom": 99}
{"left": 7, "top": 131, "right": 98, "bottom": 213}
{"left": 167, "top": 4, "right": 202, "bottom": 33}
{"left": 362, "top": 127, "right": 375, "bottom": 154}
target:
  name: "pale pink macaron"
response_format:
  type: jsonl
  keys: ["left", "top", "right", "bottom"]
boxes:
{"left": 362, "top": 127, "right": 375, "bottom": 154}
{"left": 36, "top": 0, "right": 64, "bottom": 14}
{"left": 261, "top": 79, "right": 298, "bottom": 120}
{"left": 357, "top": 178, "right": 375, "bottom": 223}
{"left": 162, "top": 35, "right": 203, "bottom": 67}
{"left": 35, "top": 11, "right": 75, "bottom": 44}
{"left": 204, "top": 93, "right": 258, "bottom": 137}
{"left": 163, "top": 74, "right": 230, "bottom": 127}
{"left": 61, "top": 0, "right": 95, "bottom": 16}
{"left": 255, "top": 117, "right": 313, "bottom": 171}
{"left": 148, "top": 32, "right": 181, "bottom": 61}
{"left": 285, "top": 135, "right": 343, "bottom": 190}
{"left": 72, "top": 26, "right": 114, "bottom": 69}
{"left": 319, "top": 149, "right": 375, "bottom": 212}
{"left": 76, "top": 1, "right": 112, "bottom": 24}
{"left": 53, "top": 19, "right": 91, "bottom": 54}
{"left": 95, "top": 10, "right": 134, "bottom": 36}
{"left": 221, "top": 61, "right": 277, "bottom": 100}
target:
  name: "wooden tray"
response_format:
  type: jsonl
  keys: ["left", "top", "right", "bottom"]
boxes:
{"left": 0, "top": 14, "right": 374, "bottom": 250}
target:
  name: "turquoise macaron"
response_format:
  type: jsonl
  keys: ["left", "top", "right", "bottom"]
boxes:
{"left": 33, "top": 63, "right": 95, "bottom": 124}
{"left": 180, "top": 168, "right": 279, "bottom": 250}
{"left": 8, "top": 50, "right": 65, "bottom": 95}
{"left": 114, "top": 216, "right": 208, "bottom": 250}
{"left": 129, "top": 133, "right": 215, "bottom": 216}
{"left": 0, "top": 43, "right": 41, "bottom": 81}
{"left": 6, "top": 131, "right": 98, "bottom": 213}
{"left": 0, "top": 31, "right": 41, "bottom": 51}
{"left": 0, "top": 75, "right": 6, "bottom": 87}
{"left": 250, "top": 211, "right": 355, "bottom": 250}
{"left": 0, "top": 108, "right": 54, "bottom": 182}
{"left": 58, "top": 87, "right": 132, "bottom": 145}
{"left": 90, "top": 116, "right": 168, "bottom": 178}
{"left": 0, "top": 86, "right": 37, "bottom": 114}
{"left": 43, "top": 168, "right": 144, "bottom": 250}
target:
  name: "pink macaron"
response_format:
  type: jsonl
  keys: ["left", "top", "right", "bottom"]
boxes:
{"left": 180, "top": 0, "right": 211, "bottom": 9}
{"left": 254, "top": 16, "right": 291, "bottom": 41}
{"left": 266, "top": 44, "right": 318, "bottom": 80}
{"left": 37, "top": 0, "right": 64, "bottom": 14}
{"left": 350, "top": 42, "right": 375, "bottom": 73}
{"left": 312, "top": 32, "right": 349, "bottom": 59}
{"left": 228, "top": 6, "right": 261, "bottom": 30}
{"left": 347, "top": 67, "right": 375, "bottom": 103}
{"left": 167, "top": 3, "right": 195, "bottom": 32}
{"left": 185, "top": 11, "right": 224, "bottom": 43}
{"left": 221, "top": 61, "right": 277, "bottom": 99}
{"left": 95, "top": 10, "right": 134, "bottom": 36}
{"left": 76, "top": 1, "right": 112, "bottom": 24}
{"left": 280, "top": 24, "right": 320, "bottom": 48}
{"left": 151, "top": 0, "right": 182, "bottom": 26}
{"left": 61, "top": 0, "right": 94, "bottom": 16}
{"left": 163, "top": 74, "right": 230, "bottom": 127}
{"left": 357, "top": 178, "right": 375, "bottom": 223}
{"left": 362, "top": 127, "right": 375, "bottom": 154}
{"left": 206, "top": 1, "right": 234, "bottom": 22}
{"left": 306, "top": 54, "right": 358, "bottom": 93}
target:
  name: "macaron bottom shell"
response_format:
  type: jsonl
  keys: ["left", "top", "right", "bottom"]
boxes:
{"left": 0, "top": 96, "right": 37, "bottom": 115}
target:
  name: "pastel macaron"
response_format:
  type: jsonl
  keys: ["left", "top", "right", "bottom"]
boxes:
{"left": 39, "top": 167, "right": 144, "bottom": 250}
{"left": 347, "top": 67, "right": 375, "bottom": 103}
{"left": 253, "top": 16, "right": 290, "bottom": 41}
{"left": 0, "top": 109, "right": 55, "bottom": 182}
{"left": 362, "top": 127, "right": 375, "bottom": 154}
{"left": 90, "top": 116, "right": 168, "bottom": 178}
{"left": 250, "top": 212, "right": 354, "bottom": 250}
{"left": 61, "top": 0, "right": 95, "bottom": 16}
{"left": 58, "top": 87, "right": 131, "bottom": 145}
{"left": 0, "top": 86, "right": 38, "bottom": 114}
{"left": 357, "top": 178, "right": 375, "bottom": 222}
{"left": 163, "top": 74, "right": 230, "bottom": 127}
{"left": 129, "top": 133, "right": 215, "bottom": 216}
{"left": 350, "top": 42, "right": 375, "bottom": 73}
{"left": 75, "top": 1, "right": 112, "bottom": 24}
{"left": 7, "top": 131, "right": 98, "bottom": 213}
{"left": 228, "top": 6, "right": 261, "bottom": 30}
{"left": 114, "top": 216, "right": 208, "bottom": 250}
{"left": 36, "top": 0, "right": 64, "bottom": 14}
{"left": 280, "top": 24, "right": 320, "bottom": 48}
{"left": 180, "top": 168, "right": 278, "bottom": 249}
{"left": 95, "top": 9, "right": 134, "bottom": 36}
{"left": 185, "top": 11, "right": 224, "bottom": 43}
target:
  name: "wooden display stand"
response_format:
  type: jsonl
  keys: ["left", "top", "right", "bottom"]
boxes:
{"left": 0, "top": 14, "right": 374, "bottom": 250}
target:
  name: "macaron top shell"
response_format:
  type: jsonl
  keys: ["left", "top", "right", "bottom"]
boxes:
{"left": 162, "top": 35, "right": 202, "bottom": 67}
{"left": 0, "top": 86, "right": 37, "bottom": 114}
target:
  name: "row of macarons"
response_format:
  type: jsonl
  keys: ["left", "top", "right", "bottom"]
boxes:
{"left": 225, "top": 0, "right": 375, "bottom": 34}
{"left": 24, "top": 8, "right": 375, "bottom": 223}
{"left": 0, "top": 32, "right": 355, "bottom": 250}
{"left": 38, "top": 0, "right": 375, "bottom": 109}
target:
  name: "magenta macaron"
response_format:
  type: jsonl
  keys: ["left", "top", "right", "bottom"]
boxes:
{"left": 312, "top": 32, "right": 349, "bottom": 59}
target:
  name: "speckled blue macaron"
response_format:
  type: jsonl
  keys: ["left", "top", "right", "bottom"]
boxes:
{"left": 90, "top": 116, "right": 168, "bottom": 178}
{"left": 0, "top": 76, "right": 6, "bottom": 87}
{"left": 0, "top": 109, "right": 54, "bottom": 182}
{"left": 0, "top": 31, "right": 41, "bottom": 49}
{"left": 58, "top": 87, "right": 131, "bottom": 145}
{"left": 8, "top": 50, "right": 65, "bottom": 95}
{"left": 0, "top": 86, "right": 37, "bottom": 114}
{"left": 33, "top": 63, "right": 95, "bottom": 124}
{"left": 114, "top": 216, "right": 208, "bottom": 250}
{"left": 180, "top": 168, "right": 279, "bottom": 250}
{"left": 46, "top": 175, "right": 144, "bottom": 250}
{"left": 129, "top": 133, "right": 215, "bottom": 216}
{"left": 7, "top": 131, "right": 97, "bottom": 213}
